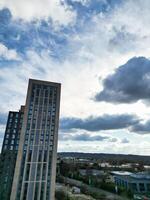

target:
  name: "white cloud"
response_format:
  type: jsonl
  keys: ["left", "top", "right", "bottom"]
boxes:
{"left": 0, "top": 0, "right": 76, "bottom": 26}
{"left": 0, "top": 43, "right": 20, "bottom": 60}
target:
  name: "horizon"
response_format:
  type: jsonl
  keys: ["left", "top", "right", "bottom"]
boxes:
{"left": 58, "top": 152, "right": 150, "bottom": 157}
{"left": 0, "top": 0, "right": 150, "bottom": 155}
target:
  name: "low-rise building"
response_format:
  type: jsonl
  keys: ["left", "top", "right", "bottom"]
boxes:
{"left": 112, "top": 171, "right": 150, "bottom": 194}
{"left": 79, "top": 169, "right": 105, "bottom": 176}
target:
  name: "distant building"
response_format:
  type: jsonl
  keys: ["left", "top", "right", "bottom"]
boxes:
{"left": 112, "top": 171, "right": 150, "bottom": 194}
{"left": 79, "top": 169, "right": 105, "bottom": 177}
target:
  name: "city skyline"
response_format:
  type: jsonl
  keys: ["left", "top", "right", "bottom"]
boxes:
{"left": 0, "top": 0, "right": 150, "bottom": 155}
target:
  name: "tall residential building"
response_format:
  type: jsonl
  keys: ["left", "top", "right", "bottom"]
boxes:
{"left": 0, "top": 79, "right": 61, "bottom": 200}
{"left": 11, "top": 79, "right": 61, "bottom": 200}
{"left": 0, "top": 106, "right": 24, "bottom": 200}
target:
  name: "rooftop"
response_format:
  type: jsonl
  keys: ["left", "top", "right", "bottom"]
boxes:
{"left": 112, "top": 171, "right": 150, "bottom": 180}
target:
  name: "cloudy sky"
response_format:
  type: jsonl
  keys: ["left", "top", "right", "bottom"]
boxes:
{"left": 0, "top": 0, "right": 150, "bottom": 155}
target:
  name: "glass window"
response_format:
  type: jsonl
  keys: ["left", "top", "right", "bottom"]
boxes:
{"left": 139, "top": 183, "right": 145, "bottom": 192}
{"left": 40, "top": 182, "right": 45, "bottom": 200}
{"left": 25, "top": 164, "right": 30, "bottom": 181}
{"left": 147, "top": 183, "right": 150, "bottom": 191}
{"left": 5, "top": 140, "right": 8, "bottom": 144}
{"left": 11, "top": 140, "right": 14, "bottom": 145}
{"left": 42, "top": 164, "right": 47, "bottom": 180}
{"left": 34, "top": 182, "right": 39, "bottom": 200}
{"left": 13, "top": 129, "right": 16, "bottom": 133}
{"left": 7, "top": 129, "right": 10, "bottom": 133}
{"left": 36, "top": 89, "right": 40, "bottom": 96}
{"left": 35, "top": 97, "right": 39, "bottom": 104}
{"left": 28, "top": 151, "right": 32, "bottom": 162}
{"left": 23, "top": 183, "right": 28, "bottom": 200}
{"left": 10, "top": 146, "right": 13, "bottom": 150}
{"left": 132, "top": 183, "right": 137, "bottom": 191}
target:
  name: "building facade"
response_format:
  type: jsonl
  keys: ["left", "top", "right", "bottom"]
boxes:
{"left": 0, "top": 79, "right": 61, "bottom": 200}
{"left": 112, "top": 171, "right": 150, "bottom": 194}
{"left": 0, "top": 106, "right": 24, "bottom": 200}
{"left": 10, "top": 79, "right": 61, "bottom": 200}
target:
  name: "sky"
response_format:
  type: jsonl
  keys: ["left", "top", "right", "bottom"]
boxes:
{"left": 0, "top": 0, "right": 150, "bottom": 155}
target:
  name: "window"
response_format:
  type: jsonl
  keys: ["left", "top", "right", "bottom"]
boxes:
{"left": 34, "top": 183, "right": 39, "bottom": 200}
{"left": 132, "top": 183, "right": 137, "bottom": 191}
{"left": 50, "top": 136, "right": 53, "bottom": 140}
{"left": 44, "top": 98, "right": 48, "bottom": 104}
{"left": 147, "top": 183, "right": 150, "bottom": 191}
{"left": 45, "top": 90, "right": 48, "bottom": 97}
{"left": 36, "top": 89, "right": 40, "bottom": 96}
{"left": 35, "top": 97, "right": 39, "bottom": 105}
{"left": 12, "top": 134, "right": 15, "bottom": 139}
{"left": 11, "top": 140, "right": 14, "bottom": 145}
{"left": 40, "top": 140, "right": 43, "bottom": 145}
{"left": 40, "top": 183, "right": 45, "bottom": 200}
{"left": 10, "top": 146, "right": 13, "bottom": 150}
{"left": 5, "top": 140, "right": 8, "bottom": 144}
{"left": 42, "top": 164, "right": 47, "bottom": 180}
{"left": 13, "top": 129, "right": 16, "bottom": 133}
{"left": 25, "top": 164, "right": 30, "bottom": 181}
{"left": 139, "top": 183, "right": 145, "bottom": 192}
{"left": 23, "top": 183, "right": 28, "bottom": 200}
{"left": 40, "top": 135, "right": 44, "bottom": 140}
{"left": 49, "top": 146, "right": 53, "bottom": 151}
{"left": 7, "top": 129, "right": 10, "bottom": 133}
{"left": 24, "top": 146, "right": 27, "bottom": 150}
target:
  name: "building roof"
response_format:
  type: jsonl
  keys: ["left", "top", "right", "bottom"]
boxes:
{"left": 111, "top": 171, "right": 133, "bottom": 176}
{"left": 112, "top": 171, "right": 150, "bottom": 181}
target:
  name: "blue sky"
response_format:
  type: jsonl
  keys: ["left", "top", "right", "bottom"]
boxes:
{"left": 0, "top": 0, "right": 150, "bottom": 154}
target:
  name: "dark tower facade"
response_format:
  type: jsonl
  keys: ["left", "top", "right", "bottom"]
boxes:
{"left": 0, "top": 106, "right": 24, "bottom": 200}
